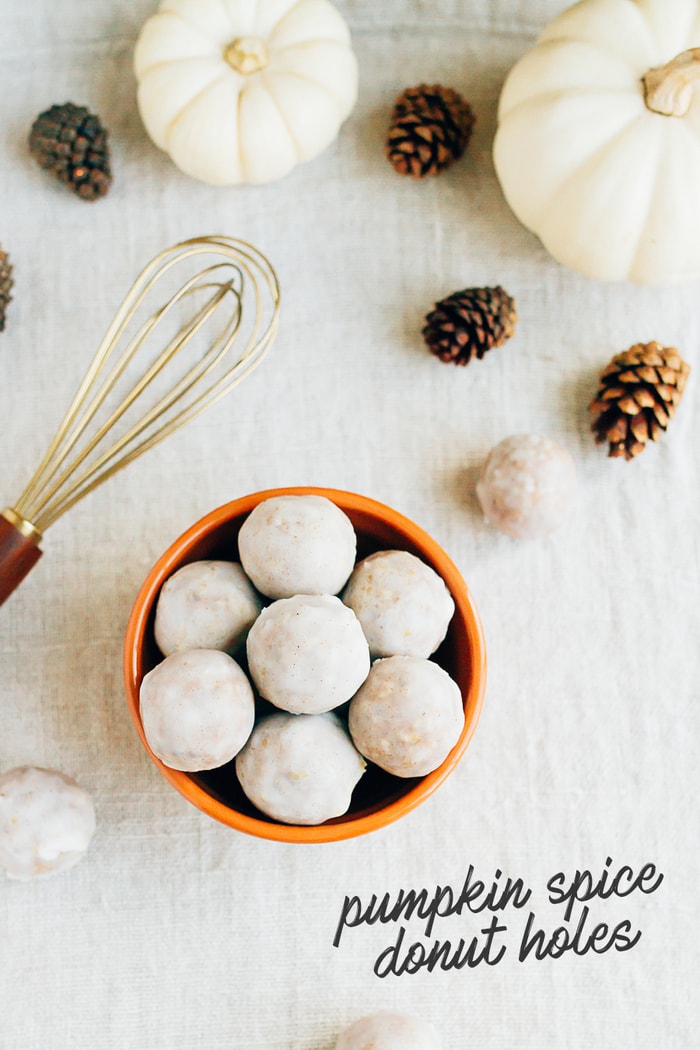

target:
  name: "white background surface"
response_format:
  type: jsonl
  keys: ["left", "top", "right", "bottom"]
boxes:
{"left": 1, "top": 1, "right": 698, "bottom": 1047}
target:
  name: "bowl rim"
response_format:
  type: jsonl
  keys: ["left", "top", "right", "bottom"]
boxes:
{"left": 123, "top": 486, "right": 487, "bottom": 843}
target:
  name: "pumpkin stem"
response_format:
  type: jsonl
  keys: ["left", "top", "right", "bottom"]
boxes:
{"left": 224, "top": 36, "right": 269, "bottom": 75}
{"left": 642, "top": 47, "right": 700, "bottom": 117}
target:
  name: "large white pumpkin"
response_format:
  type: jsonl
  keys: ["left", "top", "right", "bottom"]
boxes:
{"left": 134, "top": 0, "right": 358, "bottom": 186}
{"left": 493, "top": 0, "right": 700, "bottom": 284}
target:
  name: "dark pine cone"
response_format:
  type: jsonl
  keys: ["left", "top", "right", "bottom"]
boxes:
{"left": 29, "top": 102, "right": 112, "bottom": 201}
{"left": 0, "top": 247, "right": 13, "bottom": 332}
{"left": 386, "top": 84, "right": 475, "bottom": 177}
{"left": 589, "top": 341, "right": 691, "bottom": 460}
{"left": 423, "top": 286, "right": 517, "bottom": 365}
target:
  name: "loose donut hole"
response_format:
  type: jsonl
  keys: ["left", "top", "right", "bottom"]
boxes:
{"left": 124, "top": 487, "right": 486, "bottom": 842}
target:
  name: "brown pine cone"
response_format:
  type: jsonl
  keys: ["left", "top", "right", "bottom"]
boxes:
{"left": 589, "top": 341, "right": 691, "bottom": 460}
{"left": 423, "top": 286, "right": 517, "bottom": 365}
{"left": 386, "top": 84, "right": 475, "bottom": 177}
{"left": 29, "top": 102, "right": 112, "bottom": 201}
{"left": 0, "top": 247, "right": 13, "bottom": 332}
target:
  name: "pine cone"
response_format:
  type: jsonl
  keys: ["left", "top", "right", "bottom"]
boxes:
{"left": 386, "top": 84, "right": 475, "bottom": 177}
{"left": 29, "top": 102, "right": 112, "bottom": 201}
{"left": 423, "top": 286, "right": 517, "bottom": 365}
{"left": 589, "top": 341, "right": 691, "bottom": 460}
{"left": 0, "top": 247, "right": 13, "bottom": 332}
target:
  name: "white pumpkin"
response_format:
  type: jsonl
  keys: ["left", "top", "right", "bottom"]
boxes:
{"left": 493, "top": 0, "right": 700, "bottom": 284}
{"left": 134, "top": 0, "right": 358, "bottom": 186}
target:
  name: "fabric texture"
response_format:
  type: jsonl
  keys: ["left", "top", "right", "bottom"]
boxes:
{"left": 0, "top": 2, "right": 697, "bottom": 1048}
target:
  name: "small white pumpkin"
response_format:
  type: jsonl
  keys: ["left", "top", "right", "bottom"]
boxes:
{"left": 134, "top": 0, "right": 358, "bottom": 186}
{"left": 493, "top": 0, "right": 700, "bottom": 284}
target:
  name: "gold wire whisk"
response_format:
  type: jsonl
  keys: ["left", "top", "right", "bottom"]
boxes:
{"left": 0, "top": 235, "right": 280, "bottom": 605}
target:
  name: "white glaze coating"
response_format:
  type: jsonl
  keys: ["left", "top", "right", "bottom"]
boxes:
{"left": 476, "top": 433, "right": 577, "bottom": 539}
{"left": 246, "top": 594, "right": 370, "bottom": 714}
{"left": 154, "top": 560, "right": 262, "bottom": 656}
{"left": 0, "top": 766, "right": 96, "bottom": 880}
{"left": 237, "top": 495, "right": 357, "bottom": 598}
{"left": 342, "top": 549, "right": 455, "bottom": 658}
{"left": 235, "top": 712, "right": 366, "bottom": 825}
{"left": 335, "top": 1011, "right": 442, "bottom": 1050}
{"left": 139, "top": 649, "right": 255, "bottom": 771}
{"left": 348, "top": 655, "right": 464, "bottom": 778}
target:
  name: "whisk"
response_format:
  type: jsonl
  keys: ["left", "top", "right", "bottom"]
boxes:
{"left": 0, "top": 235, "right": 280, "bottom": 606}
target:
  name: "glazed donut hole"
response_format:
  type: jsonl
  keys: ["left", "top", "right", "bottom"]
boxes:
{"left": 342, "top": 549, "right": 455, "bottom": 658}
{"left": 0, "top": 766, "right": 96, "bottom": 880}
{"left": 335, "top": 1011, "right": 443, "bottom": 1050}
{"left": 235, "top": 712, "right": 366, "bottom": 825}
{"left": 246, "top": 594, "right": 370, "bottom": 714}
{"left": 349, "top": 656, "right": 465, "bottom": 778}
{"left": 476, "top": 433, "right": 578, "bottom": 539}
{"left": 140, "top": 649, "right": 255, "bottom": 771}
{"left": 153, "top": 560, "right": 262, "bottom": 656}
{"left": 238, "top": 494, "right": 357, "bottom": 598}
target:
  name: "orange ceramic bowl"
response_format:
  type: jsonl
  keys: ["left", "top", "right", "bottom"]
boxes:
{"left": 124, "top": 487, "right": 486, "bottom": 842}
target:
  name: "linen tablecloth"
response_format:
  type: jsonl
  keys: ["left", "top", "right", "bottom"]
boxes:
{"left": 1, "top": 2, "right": 697, "bottom": 1047}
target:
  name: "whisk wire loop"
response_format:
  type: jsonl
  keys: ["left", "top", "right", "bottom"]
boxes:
{"left": 38, "top": 317, "right": 278, "bottom": 529}
{"left": 16, "top": 244, "right": 221, "bottom": 508}
{"left": 26, "top": 282, "right": 241, "bottom": 526}
{"left": 11, "top": 235, "right": 280, "bottom": 534}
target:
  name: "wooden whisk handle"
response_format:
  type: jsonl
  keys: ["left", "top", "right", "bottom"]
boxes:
{"left": 0, "top": 510, "right": 43, "bottom": 606}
